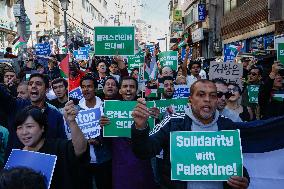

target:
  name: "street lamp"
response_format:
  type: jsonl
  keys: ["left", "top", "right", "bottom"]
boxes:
{"left": 59, "top": 0, "right": 70, "bottom": 52}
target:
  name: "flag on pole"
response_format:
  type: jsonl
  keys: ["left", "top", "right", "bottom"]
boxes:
{"left": 58, "top": 54, "right": 69, "bottom": 78}
{"left": 12, "top": 36, "right": 26, "bottom": 50}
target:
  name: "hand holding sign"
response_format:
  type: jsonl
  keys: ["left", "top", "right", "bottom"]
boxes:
{"left": 99, "top": 115, "right": 111, "bottom": 128}
{"left": 64, "top": 100, "right": 78, "bottom": 124}
{"left": 227, "top": 176, "right": 249, "bottom": 189}
{"left": 132, "top": 98, "right": 151, "bottom": 129}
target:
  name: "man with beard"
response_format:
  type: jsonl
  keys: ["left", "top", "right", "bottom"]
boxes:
{"left": 49, "top": 78, "right": 79, "bottom": 114}
{"left": 131, "top": 79, "right": 250, "bottom": 189}
{"left": 213, "top": 79, "right": 242, "bottom": 122}
{"left": 100, "top": 76, "right": 157, "bottom": 189}
{"left": 0, "top": 73, "right": 66, "bottom": 158}
{"left": 162, "top": 76, "right": 175, "bottom": 99}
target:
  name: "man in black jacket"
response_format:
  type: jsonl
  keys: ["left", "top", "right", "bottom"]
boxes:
{"left": 131, "top": 79, "right": 249, "bottom": 189}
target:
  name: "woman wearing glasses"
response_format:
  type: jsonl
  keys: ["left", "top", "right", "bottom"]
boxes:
{"left": 226, "top": 83, "right": 254, "bottom": 121}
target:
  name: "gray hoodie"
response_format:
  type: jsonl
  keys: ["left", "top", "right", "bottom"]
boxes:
{"left": 185, "top": 106, "right": 224, "bottom": 189}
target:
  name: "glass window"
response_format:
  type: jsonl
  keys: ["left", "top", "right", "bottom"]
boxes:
{"left": 224, "top": 0, "right": 237, "bottom": 14}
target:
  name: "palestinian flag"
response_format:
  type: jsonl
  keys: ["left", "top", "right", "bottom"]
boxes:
{"left": 145, "top": 88, "right": 157, "bottom": 98}
{"left": 272, "top": 91, "right": 284, "bottom": 102}
{"left": 12, "top": 36, "right": 26, "bottom": 50}
{"left": 57, "top": 54, "right": 69, "bottom": 78}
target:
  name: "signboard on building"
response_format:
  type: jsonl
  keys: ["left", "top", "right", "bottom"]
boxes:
{"left": 198, "top": 4, "right": 206, "bottom": 21}
{"left": 173, "top": 10, "right": 182, "bottom": 22}
{"left": 192, "top": 28, "right": 204, "bottom": 43}
{"left": 94, "top": 26, "right": 135, "bottom": 56}
{"left": 170, "top": 130, "right": 243, "bottom": 181}
{"left": 13, "top": 4, "right": 21, "bottom": 17}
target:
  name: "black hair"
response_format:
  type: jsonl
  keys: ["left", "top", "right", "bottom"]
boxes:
{"left": 162, "top": 76, "right": 174, "bottom": 83}
{"left": 29, "top": 73, "right": 49, "bottom": 89}
{"left": 14, "top": 106, "right": 48, "bottom": 138}
{"left": 188, "top": 60, "right": 201, "bottom": 70}
{"left": 249, "top": 65, "right": 263, "bottom": 76}
{"left": 130, "top": 68, "right": 139, "bottom": 77}
{"left": 102, "top": 76, "right": 119, "bottom": 87}
{"left": 51, "top": 78, "right": 68, "bottom": 89}
{"left": 5, "top": 47, "right": 12, "bottom": 53}
{"left": 212, "top": 78, "right": 228, "bottom": 86}
{"left": 80, "top": 74, "right": 98, "bottom": 89}
{"left": 96, "top": 59, "right": 107, "bottom": 67}
{"left": 0, "top": 167, "right": 47, "bottom": 189}
{"left": 228, "top": 82, "right": 242, "bottom": 94}
{"left": 119, "top": 76, "right": 138, "bottom": 90}
{"left": 190, "top": 79, "right": 216, "bottom": 95}
{"left": 110, "top": 60, "right": 118, "bottom": 66}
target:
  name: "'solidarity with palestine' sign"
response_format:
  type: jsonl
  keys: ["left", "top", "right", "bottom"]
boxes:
{"left": 170, "top": 130, "right": 243, "bottom": 181}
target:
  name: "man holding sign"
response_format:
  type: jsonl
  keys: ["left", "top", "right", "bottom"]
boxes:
{"left": 131, "top": 79, "right": 249, "bottom": 189}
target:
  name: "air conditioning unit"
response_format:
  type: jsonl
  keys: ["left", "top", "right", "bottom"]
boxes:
{"left": 268, "top": 0, "right": 284, "bottom": 22}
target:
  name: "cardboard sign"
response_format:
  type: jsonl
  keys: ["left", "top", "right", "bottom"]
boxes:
{"left": 247, "top": 85, "right": 260, "bottom": 103}
{"left": 128, "top": 51, "right": 144, "bottom": 71}
{"left": 103, "top": 100, "right": 155, "bottom": 137}
{"left": 5, "top": 149, "right": 57, "bottom": 189}
{"left": 209, "top": 61, "right": 243, "bottom": 88}
{"left": 73, "top": 47, "right": 89, "bottom": 60}
{"left": 159, "top": 51, "right": 178, "bottom": 71}
{"left": 69, "top": 87, "right": 83, "bottom": 100}
{"left": 35, "top": 43, "right": 51, "bottom": 56}
{"left": 94, "top": 26, "right": 135, "bottom": 56}
{"left": 278, "top": 43, "right": 284, "bottom": 65}
{"left": 173, "top": 85, "right": 190, "bottom": 98}
{"left": 170, "top": 130, "right": 243, "bottom": 181}
{"left": 74, "top": 108, "right": 101, "bottom": 139}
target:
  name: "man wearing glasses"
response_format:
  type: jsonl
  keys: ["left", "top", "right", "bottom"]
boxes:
{"left": 213, "top": 79, "right": 242, "bottom": 122}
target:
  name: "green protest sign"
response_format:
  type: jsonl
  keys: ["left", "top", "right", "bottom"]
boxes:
{"left": 155, "top": 98, "right": 188, "bottom": 119}
{"left": 278, "top": 43, "right": 284, "bottom": 65}
{"left": 247, "top": 85, "right": 260, "bottom": 103}
{"left": 158, "top": 51, "right": 178, "bottom": 71}
{"left": 170, "top": 130, "right": 243, "bottom": 181}
{"left": 94, "top": 26, "right": 135, "bottom": 56}
{"left": 103, "top": 100, "right": 155, "bottom": 137}
{"left": 128, "top": 51, "right": 144, "bottom": 71}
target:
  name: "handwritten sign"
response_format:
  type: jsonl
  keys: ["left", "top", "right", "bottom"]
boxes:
{"left": 209, "top": 61, "right": 243, "bottom": 87}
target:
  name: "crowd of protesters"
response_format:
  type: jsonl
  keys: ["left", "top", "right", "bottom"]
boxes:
{"left": 0, "top": 43, "right": 283, "bottom": 189}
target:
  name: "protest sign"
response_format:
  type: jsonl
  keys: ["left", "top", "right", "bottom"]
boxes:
{"left": 247, "top": 85, "right": 260, "bottom": 103}
{"left": 94, "top": 26, "right": 135, "bottom": 56}
{"left": 173, "top": 85, "right": 190, "bottom": 98}
{"left": 75, "top": 108, "right": 101, "bottom": 139}
{"left": 155, "top": 98, "right": 188, "bottom": 119}
{"left": 181, "top": 47, "right": 192, "bottom": 62}
{"left": 35, "top": 43, "right": 51, "bottom": 56}
{"left": 69, "top": 87, "right": 83, "bottom": 100}
{"left": 159, "top": 51, "right": 178, "bottom": 71}
{"left": 73, "top": 47, "right": 89, "bottom": 60}
{"left": 128, "top": 51, "right": 144, "bottom": 71}
{"left": 224, "top": 45, "right": 239, "bottom": 62}
{"left": 146, "top": 45, "right": 155, "bottom": 55}
{"left": 272, "top": 91, "right": 284, "bottom": 102}
{"left": 208, "top": 61, "right": 243, "bottom": 88}
{"left": 5, "top": 149, "right": 57, "bottom": 189}
{"left": 170, "top": 130, "right": 243, "bottom": 181}
{"left": 278, "top": 43, "right": 284, "bottom": 65}
{"left": 103, "top": 100, "right": 155, "bottom": 137}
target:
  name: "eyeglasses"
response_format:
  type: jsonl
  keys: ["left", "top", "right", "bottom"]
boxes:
{"left": 217, "top": 91, "right": 232, "bottom": 99}
{"left": 228, "top": 87, "right": 238, "bottom": 93}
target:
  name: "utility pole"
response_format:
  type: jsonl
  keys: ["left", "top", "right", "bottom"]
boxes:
{"left": 16, "top": 0, "right": 26, "bottom": 40}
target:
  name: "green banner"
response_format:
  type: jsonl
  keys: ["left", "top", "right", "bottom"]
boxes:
{"left": 278, "top": 43, "right": 284, "bottom": 65}
{"left": 103, "top": 100, "right": 155, "bottom": 137}
{"left": 128, "top": 51, "right": 144, "bottom": 71}
{"left": 247, "top": 85, "right": 260, "bottom": 103}
{"left": 155, "top": 98, "right": 188, "bottom": 119}
{"left": 170, "top": 130, "right": 243, "bottom": 181}
{"left": 158, "top": 51, "right": 178, "bottom": 71}
{"left": 94, "top": 26, "right": 135, "bottom": 56}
